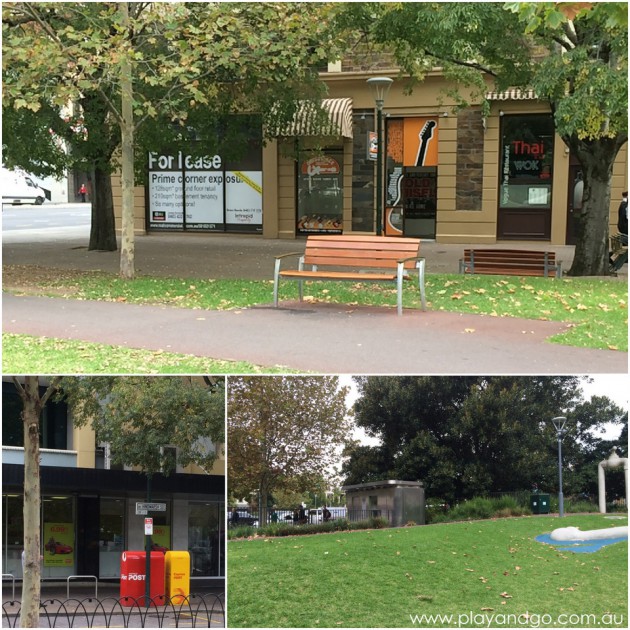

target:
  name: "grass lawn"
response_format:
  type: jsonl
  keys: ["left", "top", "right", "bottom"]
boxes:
{"left": 1, "top": 333, "right": 293, "bottom": 374}
{"left": 3, "top": 265, "right": 628, "bottom": 351}
{"left": 227, "top": 514, "right": 628, "bottom": 628}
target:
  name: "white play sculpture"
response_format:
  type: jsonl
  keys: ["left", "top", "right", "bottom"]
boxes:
{"left": 550, "top": 525, "right": 628, "bottom": 541}
{"left": 598, "top": 447, "right": 629, "bottom": 514}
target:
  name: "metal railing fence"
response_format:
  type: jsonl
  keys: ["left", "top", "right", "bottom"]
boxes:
{"left": 2, "top": 592, "right": 224, "bottom": 628}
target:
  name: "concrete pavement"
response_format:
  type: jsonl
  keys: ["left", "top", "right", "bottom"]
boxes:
{"left": 2, "top": 232, "right": 628, "bottom": 374}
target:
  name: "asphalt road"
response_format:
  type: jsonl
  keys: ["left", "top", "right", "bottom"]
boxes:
{"left": 2, "top": 203, "right": 91, "bottom": 243}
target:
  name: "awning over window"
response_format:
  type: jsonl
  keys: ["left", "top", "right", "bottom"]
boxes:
{"left": 486, "top": 88, "right": 538, "bottom": 101}
{"left": 273, "top": 97, "right": 354, "bottom": 139}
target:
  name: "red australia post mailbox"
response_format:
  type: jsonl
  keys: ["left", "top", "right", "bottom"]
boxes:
{"left": 120, "top": 551, "right": 166, "bottom": 606}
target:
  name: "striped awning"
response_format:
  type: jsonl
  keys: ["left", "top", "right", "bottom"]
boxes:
{"left": 486, "top": 88, "right": 538, "bottom": 101}
{"left": 274, "top": 97, "right": 354, "bottom": 139}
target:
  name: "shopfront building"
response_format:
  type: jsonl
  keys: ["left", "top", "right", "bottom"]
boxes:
{"left": 1, "top": 380, "right": 225, "bottom": 585}
{"left": 2, "top": 466, "right": 225, "bottom": 583}
{"left": 115, "top": 69, "right": 627, "bottom": 245}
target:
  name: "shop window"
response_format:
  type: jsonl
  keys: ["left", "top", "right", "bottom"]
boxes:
{"left": 42, "top": 495, "right": 75, "bottom": 578}
{"left": 147, "top": 116, "right": 263, "bottom": 234}
{"left": 297, "top": 149, "right": 344, "bottom": 234}
{"left": 188, "top": 502, "right": 224, "bottom": 577}
{"left": 2, "top": 494, "right": 24, "bottom": 577}
{"left": 99, "top": 498, "right": 125, "bottom": 578}
{"left": 499, "top": 115, "right": 554, "bottom": 210}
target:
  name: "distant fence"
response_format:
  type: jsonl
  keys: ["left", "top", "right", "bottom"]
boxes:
{"left": 2, "top": 593, "right": 224, "bottom": 628}
{"left": 235, "top": 507, "right": 392, "bottom": 528}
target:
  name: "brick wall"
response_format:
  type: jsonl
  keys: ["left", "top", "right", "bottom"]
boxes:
{"left": 456, "top": 107, "right": 484, "bottom": 211}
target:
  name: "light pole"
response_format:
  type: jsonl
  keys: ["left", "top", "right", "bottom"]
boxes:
{"left": 367, "top": 77, "right": 393, "bottom": 235}
{"left": 551, "top": 416, "right": 568, "bottom": 517}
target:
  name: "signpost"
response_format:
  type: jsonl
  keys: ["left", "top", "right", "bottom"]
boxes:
{"left": 137, "top": 497, "right": 167, "bottom": 606}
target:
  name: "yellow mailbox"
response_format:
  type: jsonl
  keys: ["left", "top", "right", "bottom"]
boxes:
{"left": 165, "top": 551, "right": 190, "bottom": 604}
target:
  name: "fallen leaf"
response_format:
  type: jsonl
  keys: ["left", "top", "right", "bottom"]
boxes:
{"left": 464, "top": 328, "right": 476, "bottom": 333}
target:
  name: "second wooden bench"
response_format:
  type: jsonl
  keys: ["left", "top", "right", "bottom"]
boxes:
{"left": 459, "top": 248, "right": 563, "bottom": 278}
{"left": 273, "top": 235, "right": 426, "bottom": 316}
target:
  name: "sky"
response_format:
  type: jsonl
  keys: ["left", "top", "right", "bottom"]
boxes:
{"left": 341, "top": 374, "right": 628, "bottom": 445}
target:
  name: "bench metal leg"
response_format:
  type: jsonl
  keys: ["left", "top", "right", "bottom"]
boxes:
{"left": 397, "top": 264, "right": 404, "bottom": 316}
{"left": 273, "top": 259, "right": 281, "bottom": 307}
{"left": 417, "top": 259, "right": 427, "bottom": 311}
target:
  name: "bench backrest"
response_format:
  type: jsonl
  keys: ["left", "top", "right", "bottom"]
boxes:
{"left": 303, "top": 235, "right": 421, "bottom": 270}
{"left": 463, "top": 249, "right": 556, "bottom": 262}
{"left": 462, "top": 249, "right": 559, "bottom": 276}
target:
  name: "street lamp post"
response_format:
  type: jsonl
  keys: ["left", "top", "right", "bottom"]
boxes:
{"left": 367, "top": 77, "right": 393, "bottom": 236}
{"left": 551, "top": 416, "right": 568, "bottom": 517}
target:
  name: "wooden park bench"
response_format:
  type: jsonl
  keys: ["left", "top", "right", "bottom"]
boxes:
{"left": 459, "top": 248, "right": 563, "bottom": 278}
{"left": 273, "top": 235, "right": 426, "bottom": 316}
{"left": 609, "top": 233, "right": 628, "bottom": 273}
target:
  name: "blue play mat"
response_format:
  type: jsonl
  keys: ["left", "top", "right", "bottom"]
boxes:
{"left": 535, "top": 532, "right": 628, "bottom": 553}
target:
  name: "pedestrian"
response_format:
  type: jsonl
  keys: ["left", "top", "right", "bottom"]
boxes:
{"left": 271, "top": 510, "right": 278, "bottom": 523}
{"left": 323, "top": 505, "right": 332, "bottom": 522}
{"left": 230, "top": 507, "right": 240, "bottom": 527}
{"left": 618, "top": 191, "right": 628, "bottom": 245}
{"left": 78, "top": 183, "right": 87, "bottom": 202}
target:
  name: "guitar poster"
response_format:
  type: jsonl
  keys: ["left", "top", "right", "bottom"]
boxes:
{"left": 403, "top": 118, "right": 439, "bottom": 167}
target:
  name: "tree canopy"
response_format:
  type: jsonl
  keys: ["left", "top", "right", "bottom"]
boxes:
{"left": 59, "top": 376, "right": 225, "bottom": 476}
{"left": 2, "top": 2, "right": 349, "bottom": 271}
{"left": 344, "top": 2, "right": 628, "bottom": 275}
{"left": 342, "top": 376, "right": 627, "bottom": 503}
{"left": 227, "top": 376, "right": 351, "bottom": 515}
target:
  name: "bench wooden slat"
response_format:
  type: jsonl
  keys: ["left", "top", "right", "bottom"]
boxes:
{"left": 274, "top": 235, "right": 426, "bottom": 315}
{"left": 279, "top": 270, "right": 400, "bottom": 282}
{"left": 459, "top": 248, "right": 562, "bottom": 278}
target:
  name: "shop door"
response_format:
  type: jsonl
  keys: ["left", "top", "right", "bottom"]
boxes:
{"left": 402, "top": 168, "right": 437, "bottom": 239}
{"left": 77, "top": 497, "right": 99, "bottom": 577}
{"left": 497, "top": 114, "right": 554, "bottom": 241}
{"left": 566, "top": 162, "right": 583, "bottom": 245}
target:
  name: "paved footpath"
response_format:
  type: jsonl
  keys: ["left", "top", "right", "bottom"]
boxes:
{"left": 3, "top": 232, "right": 627, "bottom": 374}
{"left": 3, "top": 293, "right": 627, "bottom": 374}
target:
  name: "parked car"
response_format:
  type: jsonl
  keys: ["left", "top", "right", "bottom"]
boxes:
{"left": 231, "top": 510, "right": 258, "bottom": 527}
{"left": 2, "top": 167, "right": 51, "bottom": 206}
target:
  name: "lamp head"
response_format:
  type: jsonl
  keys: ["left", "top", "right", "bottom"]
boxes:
{"left": 367, "top": 77, "right": 393, "bottom": 108}
{"left": 551, "top": 416, "right": 568, "bottom": 433}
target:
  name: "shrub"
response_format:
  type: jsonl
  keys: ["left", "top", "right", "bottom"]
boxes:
{"left": 569, "top": 501, "right": 599, "bottom": 513}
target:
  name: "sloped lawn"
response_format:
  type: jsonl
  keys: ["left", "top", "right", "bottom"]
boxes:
{"left": 227, "top": 514, "right": 628, "bottom": 628}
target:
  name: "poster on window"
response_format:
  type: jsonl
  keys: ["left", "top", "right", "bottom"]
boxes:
{"left": 499, "top": 115, "right": 554, "bottom": 209}
{"left": 43, "top": 522, "right": 74, "bottom": 567}
{"left": 225, "top": 171, "right": 263, "bottom": 232}
{"left": 150, "top": 526, "right": 171, "bottom": 554}
{"left": 297, "top": 154, "right": 343, "bottom": 234}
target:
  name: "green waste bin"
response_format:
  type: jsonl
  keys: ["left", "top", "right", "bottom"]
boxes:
{"left": 530, "top": 493, "right": 550, "bottom": 514}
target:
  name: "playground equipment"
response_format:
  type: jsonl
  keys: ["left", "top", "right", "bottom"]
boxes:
{"left": 598, "top": 447, "right": 629, "bottom": 514}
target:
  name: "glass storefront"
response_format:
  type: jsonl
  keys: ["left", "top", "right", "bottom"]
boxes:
{"left": 99, "top": 498, "right": 125, "bottom": 577}
{"left": 498, "top": 114, "right": 555, "bottom": 240}
{"left": 2, "top": 494, "right": 23, "bottom": 578}
{"left": 3, "top": 493, "right": 225, "bottom": 580}
{"left": 42, "top": 495, "right": 75, "bottom": 578}
{"left": 188, "top": 501, "right": 224, "bottom": 577}
{"left": 297, "top": 150, "right": 344, "bottom": 234}
{"left": 385, "top": 117, "right": 439, "bottom": 238}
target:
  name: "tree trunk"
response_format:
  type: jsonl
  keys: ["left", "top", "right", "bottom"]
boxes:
{"left": 119, "top": 2, "right": 136, "bottom": 279}
{"left": 88, "top": 164, "right": 118, "bottom": 251}
{"left": 20, "top": 377, "right": 42, "bottom": 629}
{"left": 568, "top": 135, "right": 626, "bottom": 276}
